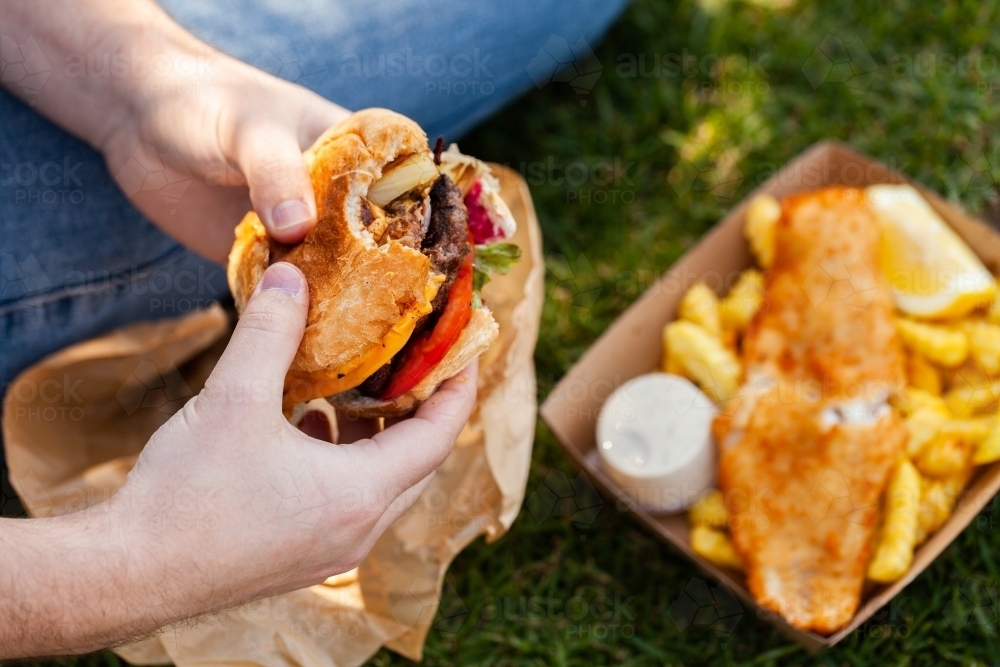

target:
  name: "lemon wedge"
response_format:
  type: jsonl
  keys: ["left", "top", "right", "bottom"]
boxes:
{"left": 867, "top": 184, "right": 995, "bottom": 319}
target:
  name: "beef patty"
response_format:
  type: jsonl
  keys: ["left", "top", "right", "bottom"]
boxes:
{"left": 422, "top": 175, "right": 471, "bottom": 317}
{"left": 357, "top": 174, "right": 470, "bottom": 397}
{"left": 382, "top": 190, "right": 429, "bottom": 248}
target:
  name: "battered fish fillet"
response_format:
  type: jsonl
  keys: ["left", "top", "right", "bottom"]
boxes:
{"left": 715, "top": 187, "right": 907, "bottom": 634}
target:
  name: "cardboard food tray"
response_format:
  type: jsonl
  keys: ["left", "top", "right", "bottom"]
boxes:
{"left": 539, "top": 141, "right": 1000, "bottom": 651}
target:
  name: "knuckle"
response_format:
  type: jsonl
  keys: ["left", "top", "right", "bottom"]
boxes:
{"left": 203, "top": 370, "right": 279, "bottom": 411}
{"left": 238, "top": 306, "right": 288, "bottom": 337}
{"left": 243, "top": 152, "right": 306, "bottom": 195}
{"left": 178, "top": 393, "right": 213, "bottom": 426}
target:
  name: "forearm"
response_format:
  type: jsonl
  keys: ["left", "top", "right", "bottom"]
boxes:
{"left": 0, "top": 0, "right": 213, "bottom": 152}
{"left": 0, "top": 502, "right": 173, "bottom": 658}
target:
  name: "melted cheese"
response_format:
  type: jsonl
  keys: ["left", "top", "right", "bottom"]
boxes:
{"left": 283, "top": 275, "right": 444, "bottom": 406}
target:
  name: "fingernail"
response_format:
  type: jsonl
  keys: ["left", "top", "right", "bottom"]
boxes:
{"left": 260, "top": 262, "right": 304, "bottom": 297}
{"left": 271, "top": 199, "right": 313, "bottom": 232}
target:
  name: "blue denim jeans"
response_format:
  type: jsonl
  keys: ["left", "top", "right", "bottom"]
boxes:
{"left": 0, "top": 0, "right": 628, "bottom": 464}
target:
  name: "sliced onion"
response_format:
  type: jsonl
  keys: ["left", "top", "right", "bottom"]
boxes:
{"left": 368, "top": 153, "right": 438, "bottom": 207}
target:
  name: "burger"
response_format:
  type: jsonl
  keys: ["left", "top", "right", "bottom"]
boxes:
{"left": 227, "top": 109, "right": 520, "bottom": 417}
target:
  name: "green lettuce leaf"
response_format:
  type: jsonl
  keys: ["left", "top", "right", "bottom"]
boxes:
{"left": 475, "top": 242, "right": 522, "bottom": 276}
{"left": 473, "top": 266, "right": 491, "bottom": 293}
{"left": 471, "top": 242, "right": 521, "bottom": 308}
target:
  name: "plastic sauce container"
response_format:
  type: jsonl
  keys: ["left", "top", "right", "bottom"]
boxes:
{"left": 596, "top": 373, "right": 718, "bottom": 513}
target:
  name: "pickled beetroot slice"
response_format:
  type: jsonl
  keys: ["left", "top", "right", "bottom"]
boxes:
{"left": 464, "top": 179, "right": 504, "bottom": 243}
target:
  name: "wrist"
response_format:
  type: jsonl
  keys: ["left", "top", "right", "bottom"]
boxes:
{"left": 106, "top": 478, "right": 262, "bottom": 628}
{"left": 0, "top": 499, "right": 158, "bottom": 658}
{"left": 86, "top": 20, "right": 220, "bottom": 155}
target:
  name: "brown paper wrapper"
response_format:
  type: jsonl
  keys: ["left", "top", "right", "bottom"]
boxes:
{"left": 2, "top": 166, "right": 543, "bottom": 666}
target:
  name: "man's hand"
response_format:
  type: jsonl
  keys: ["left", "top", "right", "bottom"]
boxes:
{"left": 2, "top": 0, "right": 350, "bottom": 265}
{"left": 0, "top": 263, "right": 478, "bottom": 658}
{"left": 0, "top": 3, "right": 477, "bottom": 657}
{"left": 99, "top": 55, "right": 350, "bottom": 264}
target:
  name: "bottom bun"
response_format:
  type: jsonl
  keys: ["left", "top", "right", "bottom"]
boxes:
{"left": 327, "top": 306, "right": 499, "bottom": 418}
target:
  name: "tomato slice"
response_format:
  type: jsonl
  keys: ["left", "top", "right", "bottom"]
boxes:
{"left": 378, "top": 242, "right": 475, "bottom": 400}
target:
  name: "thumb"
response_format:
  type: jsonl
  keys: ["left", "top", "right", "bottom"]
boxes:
{"left": 205, "top": 263, "right": 308, "bottom": 410}
{"left": 234, "top": 119, "right": 317, "bottom": 244}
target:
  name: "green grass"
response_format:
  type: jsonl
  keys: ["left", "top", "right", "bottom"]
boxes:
{"left": 8, "top": 0, "right": 1000, "bottom": 664}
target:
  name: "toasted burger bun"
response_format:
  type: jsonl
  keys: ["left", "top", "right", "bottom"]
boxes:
{"left": 227, "top": 108, "right": 505, "bottom": 416}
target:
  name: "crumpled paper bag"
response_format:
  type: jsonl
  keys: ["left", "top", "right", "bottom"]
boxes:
{"left": 2, "top": 167, "right": 543, "bottom": 666}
